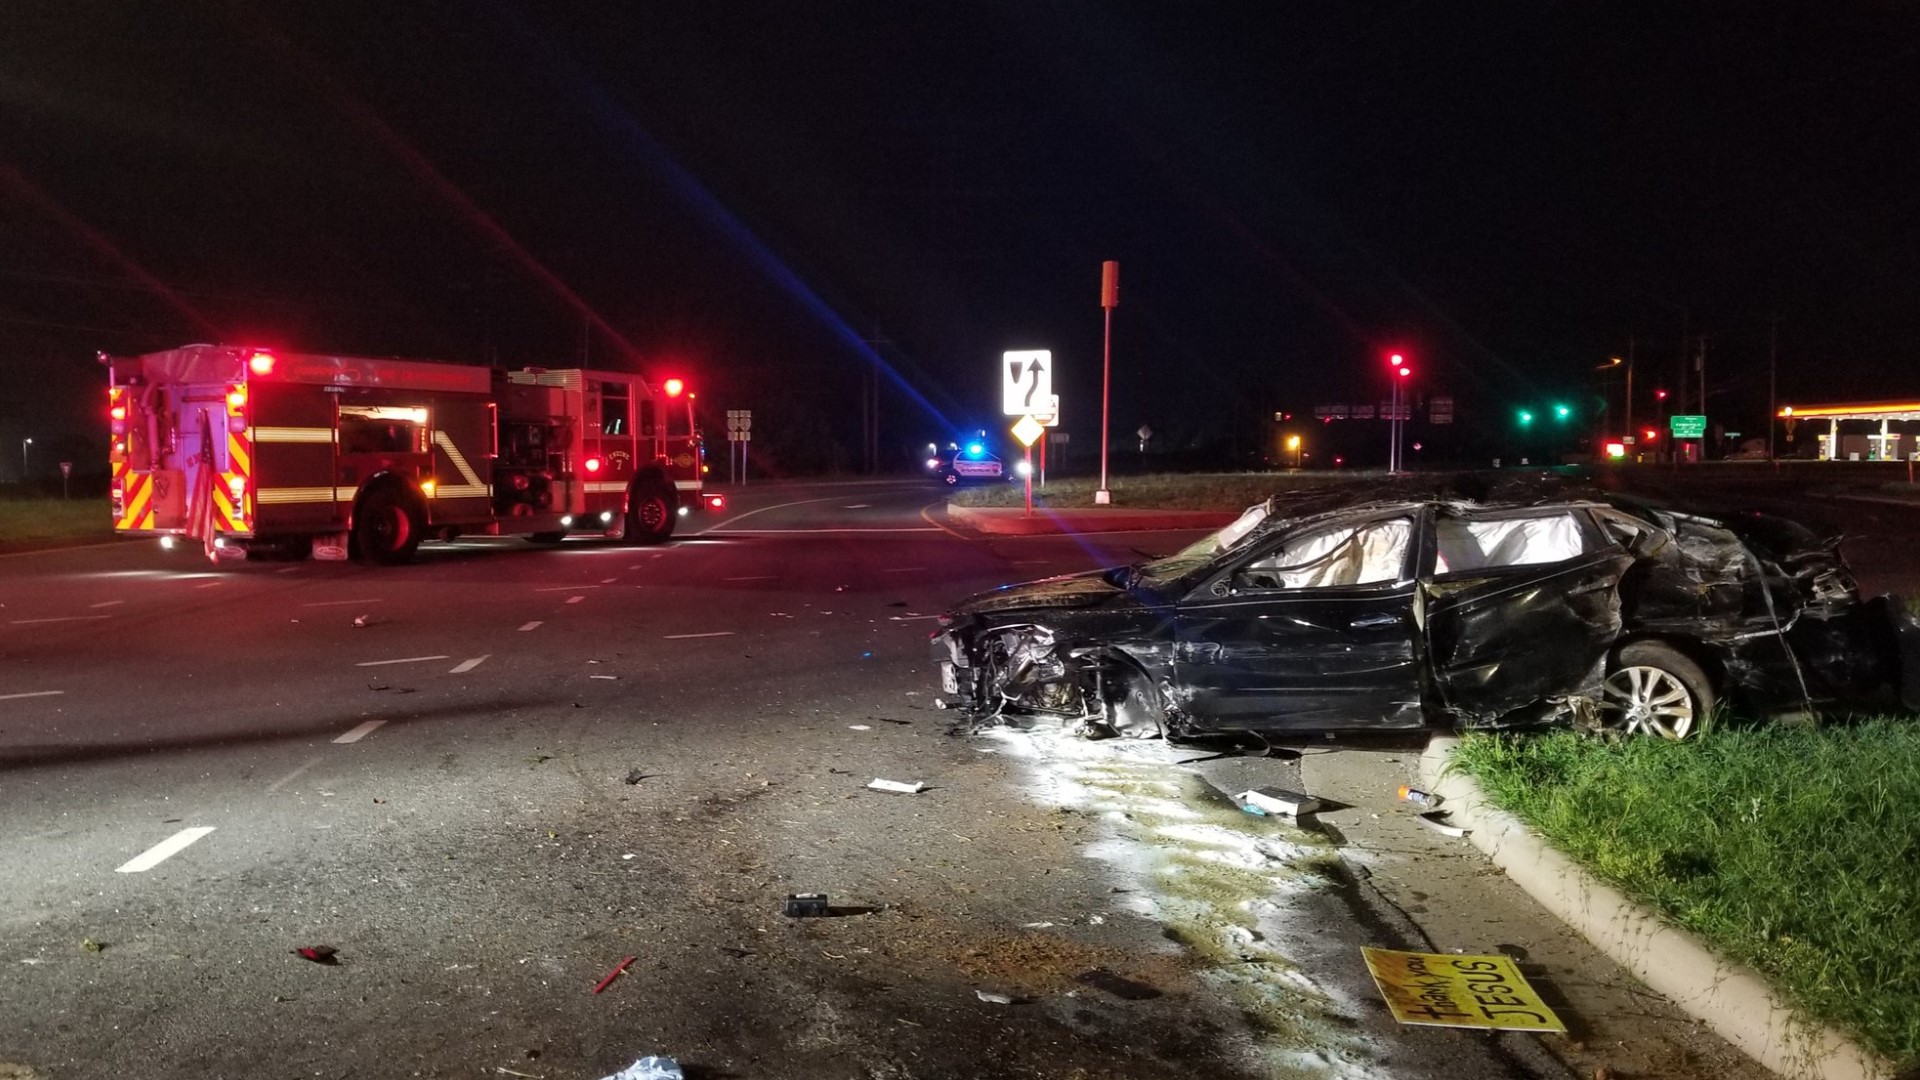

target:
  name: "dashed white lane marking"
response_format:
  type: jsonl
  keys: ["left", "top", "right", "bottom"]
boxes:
{"left": 566, "top": 596, "right": 586, "bottom": 604}
{"left": 90, "top": 600, "right": 125, "bottom": 608}
{"left": 537, "top": 585, "right": 598, "bottom": 592}
{"left": 355, "top": 655, "right": 450, "bottom": 667}
{"left": 115, "top": 827, "right": 215, "bottom": 873}
{"left": 449, "top": 655, "right": 489, "bottom": 674}
{"left": 600, "top": 577, "right": 618, "bottom": 584}
{"left": 276, "top": 566, "right": 300, "bottom": 574}
{"left": 10, "top": 616, "right": 110, "bottom": 625}
{"left": 889, "top": 614, "right": 942, "bottom": 621}
{"left": 0, "top": 690, "right": 64, "bottom": 701}
{"left": 302, "top": 598, "right": 384, "bottom": 608}
{"left": 194, "top": 581, "right": 222, "bottom": 589}
{"left": 333, "top": 720, "right": 387, "bottom": 744}
{"left": 724, "top": 575, "right": 778, "bottom": 581}
{"left": 664, "top": 631, "right": 734, "bottom": 640}
{"left": 518, "top": 621, "right": 543, "bottom": 632}
{"left": 843, "top": 503, "right": 873, "bottom": 509}
{"left": 881, "top": 567, "right": 928, "bottom": 572}
{"left": 266, "top": 756, "right": 323, "bottom": 793}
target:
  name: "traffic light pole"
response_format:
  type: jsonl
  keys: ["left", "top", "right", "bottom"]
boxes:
{"left": 1096, "top": 261, "right": 1118, "bottom": 505}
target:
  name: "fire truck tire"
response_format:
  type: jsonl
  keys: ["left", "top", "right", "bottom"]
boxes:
{"left": 355, "top": 486, "right": 423, "bottom": 565}
{"left": 626, "top": 480, "right": 677, "bottom": 545}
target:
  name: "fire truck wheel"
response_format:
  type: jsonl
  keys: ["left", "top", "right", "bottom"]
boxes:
{"left": 626, "top": 480, "right": 677, "bottom": 545}
{"left": 355, "top": 487, "right": 423, "bottom": 565}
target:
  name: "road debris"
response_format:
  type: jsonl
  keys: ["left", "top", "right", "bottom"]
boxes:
{"left": 1418, "top": 811, "right": 1469, "bottom": 838}
{"left": 292, "top": 945, "right": 338, "bottom": 965}
{"left": 867, "top": 778, "right": 926, "bottom": 794}
{"left": 848, "top": 724, "right": 872, "bottom": 731}
{"left": 1397, "top": 784, "right": 1443, "bottom": 808}
{"left": 1361, "top": 947, "right": 1565, "bottom": 1031}
{"left": 597, "top": 1056, "right": 683, "bottom": 1080}
{"left": 591, "top": 956, "right": 636, "bottom": 994}
{"left": 351, "top": 614, "right": 369, "bottom": 627}
{"left": 974, "top": 990, "right": 1016, "bottom": 1004}
{"left": 1235, "top": 787, "right": 1320, "bottom": 817}
{"left": 622, "top": 769, "right": 649, "bottom": 785}
{"left": 784, "top": 893, "right": 830, "bottom": 917}
{"left": 80, "top": 938, "right": 105, "bottom": 953}
{"left": 589, "top": 674, "right": 619, "bottom": 680}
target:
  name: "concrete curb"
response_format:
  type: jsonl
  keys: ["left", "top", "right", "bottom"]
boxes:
{"left": 944, "top": 504, "right": 1238, "bottom": 536}
{"left": 1419, "top": 736, "right": 1898, "bottom": 1080}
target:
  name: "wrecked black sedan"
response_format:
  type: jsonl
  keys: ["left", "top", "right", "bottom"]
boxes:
{"left": 932, "top": 485, "right": 1920, "bottom": 740}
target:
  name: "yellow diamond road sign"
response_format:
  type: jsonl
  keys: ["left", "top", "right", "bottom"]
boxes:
{"left": 1011, "top": 414, "right": 1046, "bottom": 447}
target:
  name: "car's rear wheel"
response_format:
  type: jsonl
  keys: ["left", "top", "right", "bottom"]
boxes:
{"left": 1600, "top": 641, "right": 1714, "bottom": 739}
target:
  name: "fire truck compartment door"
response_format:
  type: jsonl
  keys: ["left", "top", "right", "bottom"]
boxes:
{"left": 150, "top": 469, "right": 188, "bottom": 527}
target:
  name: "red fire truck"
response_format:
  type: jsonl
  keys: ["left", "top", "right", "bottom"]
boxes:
{"left": 105, "top": 344, "right": 716, "bottom": 564}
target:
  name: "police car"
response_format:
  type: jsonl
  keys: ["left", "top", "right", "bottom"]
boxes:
{"left": 925, "top": 437, "right": 1007, "bottom": 485}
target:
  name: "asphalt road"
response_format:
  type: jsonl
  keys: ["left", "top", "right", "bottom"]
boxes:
{"left": 0, "top": 478, "right": 1769, "bottom": 1080}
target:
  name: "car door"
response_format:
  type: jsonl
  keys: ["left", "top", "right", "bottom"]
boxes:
{"left": 1171, "top": 512, "right": 1427, "bottom": 731}
{"left": 1423, "top": 506, "right": 1632, "bottom": 725}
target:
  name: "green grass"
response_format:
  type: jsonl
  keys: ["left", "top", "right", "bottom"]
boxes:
{"left": 1451, "top": 722, "right": 1920, "bottom": 1064}
{"left": 948, "top": 470, "right": 1371, "bottom": 511}
{"left": 0, "top": 497, "right": 115, "bottom": 547}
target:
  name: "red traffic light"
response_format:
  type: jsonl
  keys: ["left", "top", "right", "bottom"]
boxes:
{"left": 1388, "top": 352, "right": 1404, "bottom": 366}
{"left": 1397, "top": 366, "right": 1411, "bottom": 378}
{"left": 1655, "top": 388, "right": 1668, "bottom": 400}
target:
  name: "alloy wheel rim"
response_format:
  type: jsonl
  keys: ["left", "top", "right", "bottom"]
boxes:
{"left": 1601, "top": 665, "right": 1695, "bottom": 739}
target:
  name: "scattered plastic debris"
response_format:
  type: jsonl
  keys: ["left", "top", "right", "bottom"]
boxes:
{"left": 597, "top": 1056, "right": 683, "bottom": 1080}
{"left": 351, "top": 615, "right": 369, "bottom": 627}
{"left": 784, "top": 893, "right": 830, "bottom": 918}
{"left": 592, "top": 956, "right": 636, "bottom": 994}
{"left": 1021, "top": 921, "right": 1055, "bottom": 929}
{"left": 975, "top": 990, "right": 1016, "bottom": 1004}
{"left": 494, "top": 1068, "right": 543, "bottom": 1078}
{"left": 1397, "top": 785, "right": 1443, "bottom": 808}
{"left": 589, "top": 674, "right": 618, "bottom": 680}
{"left": 80, "top": 938, "right": 104, "bottom": 953}
{"left": 1236, "top": 788, "right": 1320, "bottom": 817}
{"left": 292, "top": 945, "right": 338, "bottom": 965}
{"left": 867, "top": 778, "right": 925, "bottom": 794}
{"left": 1418, "top": 811, "right": 1468, "bottom": 838}
{"left": 848, "top": 724, "right": 873, "bottom": 731}
{"left": 623, "top": 769, "right": 648, "bottom": 785}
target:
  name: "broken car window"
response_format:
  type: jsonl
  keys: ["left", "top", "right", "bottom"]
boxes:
{"left": 1240, "top": 517, "right": 1411, "bottom": 589}
{"left": 1136, "top": 501, "right": 1271, "bottom": 584}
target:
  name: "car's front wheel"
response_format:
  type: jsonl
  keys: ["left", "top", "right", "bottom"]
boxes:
{"left": 1600, "top": 641, "right": 1714, "bottom": 739}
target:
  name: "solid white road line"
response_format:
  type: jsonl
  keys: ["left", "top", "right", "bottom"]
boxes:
{"left": 302, "top": 598, "right": 385, "bottom": 607}
{"left": 115, "top": 827, "right": 215, "bottom": 873}
{"left": 537, "top": 585, "right": 598, "bottom": 592}
{"left": 90, "top": 600, "right": 125, "bottom": 608}
{"left": 0, "top": 690, "right": 64, "bottom": 701}
{"left": 266, "top": 756, "right": 323, "bottom": 793}
{"left": 333, "top": 720, "right": 387, "bottom": 744}
{"left": 843, "top": 503, "right": 873, "bottom": 509}
{"left": 566, "top": 595, "right": 586, "bottom": 604}
{"left": 10, "top": 615, "right": 110, "bottom": 625}
{"left": 664, "top": 631, "right": 734, "bottom": 639}
{"left": 355, "top": 655, "right": 450, "bottom": 667}
{"left": 518, "top": 621, "right": 543, "bottom": 632}
{"left": 449, "top": 655, "right": 489, "bottom": 674}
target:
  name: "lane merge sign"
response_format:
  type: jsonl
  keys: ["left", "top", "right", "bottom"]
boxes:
{"left": 1003, "top": 350, "right": 1052, "bottom": 416}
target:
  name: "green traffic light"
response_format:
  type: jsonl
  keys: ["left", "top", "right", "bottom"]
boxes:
{"left": 1517, "top": 409, "right": 1534, "bottom": 426}
{"left": 1553, "top": 403, "right": 1572, "bottom": 421}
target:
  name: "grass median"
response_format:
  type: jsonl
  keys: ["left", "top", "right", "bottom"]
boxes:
{"left": 1451, "top": 721, "right": 1920, "bottom": 1064}
{"left": 947, "top": 471, "right": 1353, "bottom": 511}
{"left": 0, "top": 497, "right": 114, "bottom": 548}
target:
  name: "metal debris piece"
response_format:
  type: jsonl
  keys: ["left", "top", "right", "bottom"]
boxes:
{"left": 784, "top": 893, "right": 830, "bottom": 918}
{"left": 867, "top": 778, "right": 926, "bottom": 794}
{"left": 975, "top": 990, "right": 1015, "bottom": 1004}
{"left": 591, "top": 956, "right": 636, "bottom": 994}
{"left": 1236, "top": 788, "right": 1320, "bottom": 817}
{"left": 292, "top": 945, "right": 338, "bottom": 964}
{"left": 1418, "top": 811, "right": 1469, "bottom": 838}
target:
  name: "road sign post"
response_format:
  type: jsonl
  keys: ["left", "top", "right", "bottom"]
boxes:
{"left": 726, "top": 410, "right": 753, "bottom": 485}
{"left": 1097, "top": 261, "right": 1118, "bottom": 505}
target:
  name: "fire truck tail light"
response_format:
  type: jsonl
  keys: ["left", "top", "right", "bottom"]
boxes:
{"left": 704, "top": 493, "right": 726, "bottom": 510}
{"left": 110, "top": 405, "right": 126, "bottom": 421}
{"left": 584, "top": 456, "right": 603, "bottom": 473}
{"left": 226, "top": 386, "right": 247, "bottom": 414}
{"left": 248, "top": 351, "right": 276, "bottom": 375}
{"left": 663, "top": 378, "right": 685, "bottom": 397}
{"left": 227, "top": 476, "right": 247, "bottom": 503}
{"left": 676, "top": 505, "right": 689, "bottom": 517}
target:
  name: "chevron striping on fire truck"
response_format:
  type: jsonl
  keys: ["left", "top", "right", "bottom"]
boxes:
{"left": 104, "top": 344, "right": 720, "bottom": 565}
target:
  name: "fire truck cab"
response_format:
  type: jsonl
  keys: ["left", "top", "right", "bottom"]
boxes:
{"left": 106, "top": 344, "right": 710, "bottom": 564}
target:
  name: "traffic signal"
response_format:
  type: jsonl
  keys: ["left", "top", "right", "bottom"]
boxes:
{"left": 1553, "top": 403, "right": 1572, "bottom": 421}
{"left": 1517, "top": 409, "right": 1535, "bottom": 427}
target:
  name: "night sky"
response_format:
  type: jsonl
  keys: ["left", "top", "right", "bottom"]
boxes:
{"left": 4, "top": 3, "right": 1917, "bottom": 475}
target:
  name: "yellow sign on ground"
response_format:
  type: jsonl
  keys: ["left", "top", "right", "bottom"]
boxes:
{"left": 1360, "top": 947, "right": 1566, "bottom": 1032}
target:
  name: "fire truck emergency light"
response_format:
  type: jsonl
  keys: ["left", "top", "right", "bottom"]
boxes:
{"left": 248, "top": 351, "right": 276, "bottom": 375}
{"left": 663, "top": 378, "right": 685, "bottom": 397}
{"left": 584, "top": 456, "right": 603, "bottom": 473}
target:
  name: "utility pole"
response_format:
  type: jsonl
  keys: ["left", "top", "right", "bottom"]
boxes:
{"left": 1768, "top": 315, "right": 1779, "bottom": 463}
{"left": 1096, "top": 261, "right": 1119, "bottom": 505}
{"left": 1625, "top": 334, "right": 1636, "bottom": 442}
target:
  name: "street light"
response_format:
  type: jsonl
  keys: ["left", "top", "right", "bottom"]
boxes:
{"left": 1285, "top": 433, "right": 1301, "bottom": 469}
{"left": 20, "top": 437, "right": 30, "bottom": 482}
